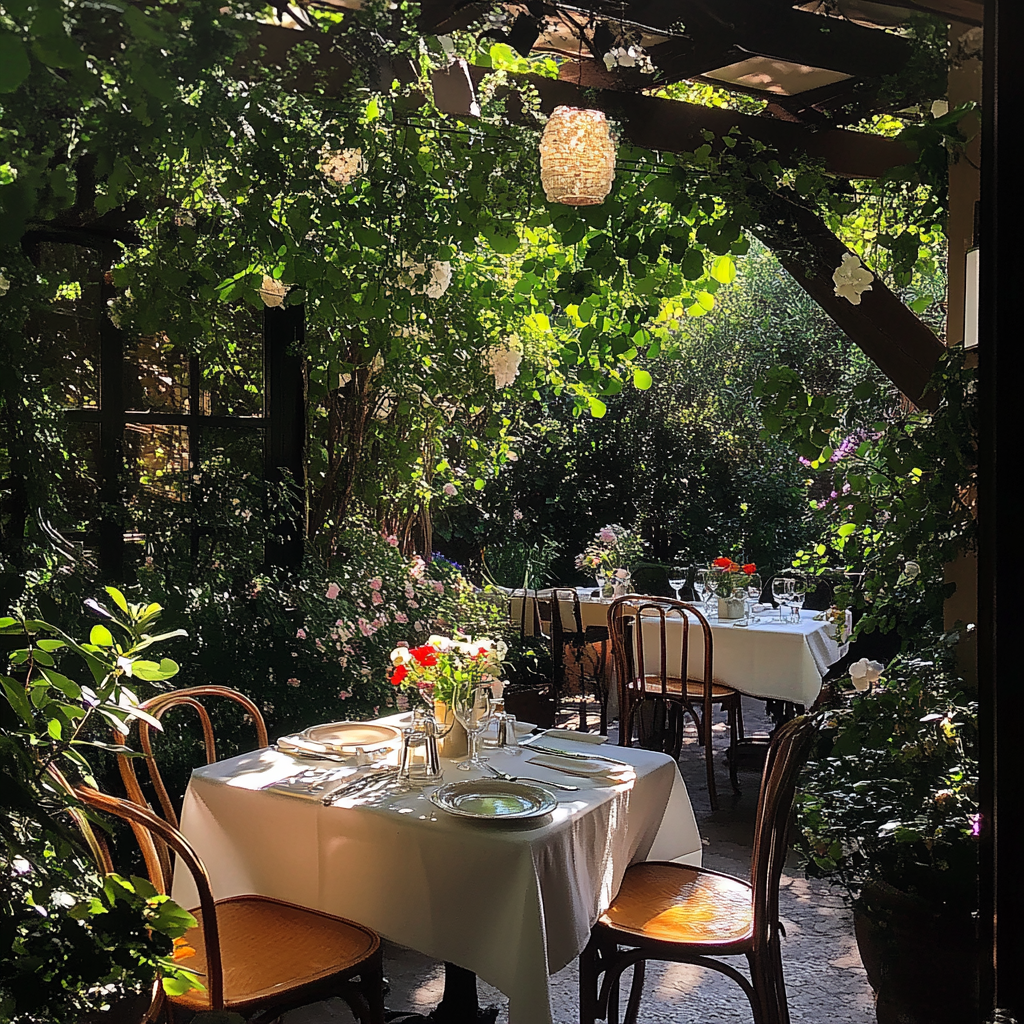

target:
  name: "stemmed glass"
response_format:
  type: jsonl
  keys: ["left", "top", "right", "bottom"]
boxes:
{"left": 772, "top": 577, "right": 794, "bottom": 623}
{"left": 738, "top": 572, "right": 762, "bottom": 627}
{"left": 693, "top": 569, "right": 709, "bottom": 616}
{"left": 668, "top": 572, "right": 686, "bottom": 602}
{"left": 596, "top": 569, "right": 608, "bottom": 599}
{"left": 790, "top": 579, "right": 807, "bottom": 623}
{"left": 452, "top": 686, "right": 494, "bottom": 772}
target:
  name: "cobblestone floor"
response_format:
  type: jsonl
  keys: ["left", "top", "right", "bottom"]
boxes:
{"left": 285, "top": 699, "right": 875, "bottom": 1024}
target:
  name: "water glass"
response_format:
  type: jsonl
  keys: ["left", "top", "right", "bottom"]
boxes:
{"left": 452, "top": 686, "right": 493, "bottom": 771}
{"left": 790, "top": 580, "right": 807, "bottom": 623}
{"left": 772, "top": 577, "right": 794, "bottom": 623}
{"left": 668, "top": 575, "right": 686, "bottom": 601}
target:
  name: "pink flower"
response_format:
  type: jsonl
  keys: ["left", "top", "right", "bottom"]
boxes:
{"left": 513, "top": 509, "right": 523, "bottom": 521}
{"left": 408, "top": 599, "right": 419, "bottom": 609}
{"left": 326, "top": 582, "right": 341, "bottom": 600}
{"left": 599, "top": 527, "right": 616, "bottom": 543}
{"left": 443, "top": 483, "right": 457, "bottom": 496}
{"left": 385, "top": 534, "right": 399, "bottom": 547}
{"left": 357, "top": 617, "right": 374, "bottom": 637}
{"left": 405, "top": 583, "right": 415, "bottom": 599}
{"left": 338, "top": 690, "right": 351, "bottom": 700}
{"left": 415, "top": 620, "right": 425, "bottom": 632}
{"left": 369, "top": 577, "right": 382, "bottom": 591}
{"left": 296, "top": 628, "right": 307, "bottom": 639}
{"left": 371, "top": 590, "right": 384, "bottom": 606}
{"left": 432, "top": 581, "right": 444, "bottom": 595}
{"left": 287, "top": 677, "right": 300, "bottom": 687}
{"left": 396, "top": 693, "right": 409, "bottom": 710}
{"left": 395, "top": 611, "right": 408, "bottom": 624}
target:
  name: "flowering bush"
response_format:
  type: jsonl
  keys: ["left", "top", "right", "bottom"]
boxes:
{"left": 574, "top": 524, "right": 645, "bottom": 575}
{"left": 389, "top": 633, "right": 507, "bottom": 706}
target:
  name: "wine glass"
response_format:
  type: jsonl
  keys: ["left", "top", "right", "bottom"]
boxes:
{"left": 452, "top": 686, "right": 493, "bottom": 771}
{"left": 790, "top": 579, "right": 807, "bottom": 623}
{"left": 772, "top": 577, "right": 793, "bottom": 623}
{"left": 739, "top": 572, "right": 762, "bottom": 627}
{"left": 668, "top": 572, "right": 686, "bottom": 602}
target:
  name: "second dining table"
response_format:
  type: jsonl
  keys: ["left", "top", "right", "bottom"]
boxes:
{"left": 171, "top": 720, "right": 702, "bottom": 1024}
{"left": 509, "top": 590, "right": 850, "bottom": 708}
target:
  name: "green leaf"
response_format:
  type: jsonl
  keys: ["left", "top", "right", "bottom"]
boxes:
{"left": 632, "top": 368, "right": 653, "bottom": 391}
{"left": 482, "top": 223, "right": 520, "bottom": 254}
{"left": 90, "top": 624, "right": 114, "bottom": 647}
{"left": 711, "top": 255, "right": 736, "bottom": 284}
{"left": 588, "top": 397, "right": 607, "bottom": 419}
{"left": 1, "top": 675, "right": 33, "bottom": 725}
{"left": 105, "top": 587, "right": 129, "bottom": 614}
{"left": 0, "top": 31, "right": 31, "bottom": 93}
{"left": 47, "top": 718, "right": 62, "bottom": 740}
{"left": 130, "top": 658, "right": 180, "bottom": 682}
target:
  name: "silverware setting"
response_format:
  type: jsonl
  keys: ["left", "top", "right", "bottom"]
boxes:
{"left": 322, "top": 766, "right": 400, "bottom": 805}
{"left": 521, "top": 743, "right": 631, "bottom": 767}
{"left": 484, "top": 762, "right": 579, "bottom": 792}
{"left": 271, "top": 742, "right": 352, "bottom": 763}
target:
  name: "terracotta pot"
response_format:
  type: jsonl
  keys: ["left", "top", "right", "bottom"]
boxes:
{"left": 433, "top": 700, "right": 468, "bottom": 759}
{"left": 854, "top": 879, "right": 978, "bottom": 1024}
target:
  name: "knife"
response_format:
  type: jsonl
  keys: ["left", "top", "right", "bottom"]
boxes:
{"left": 523, "top": 743, "right": 631, "bottom": 767}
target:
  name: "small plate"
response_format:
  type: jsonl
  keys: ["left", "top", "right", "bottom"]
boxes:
{"left": 430, "top": 779, "right": 557, "bottom": 820}
{"left": 300, "top": 722, "right": 402, "bottom": 753}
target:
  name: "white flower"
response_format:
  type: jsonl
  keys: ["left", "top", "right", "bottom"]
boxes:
{"left": 849, "top": 658, "right": 885, "bottom": 691}
{"left": 398, "top": 259, "right": 452, "bottom": 299}
{"left": 484, "top": 345, "right": 523, "bottom": 389}
{"left": 258, "top": 276, "right": 289, "bottom": 308}
{"left": 443, "top": 482, "right": 457, "bottom": 496}
{"left": 427, "top": 634, "right": 452, "bottom": 652}
{"left": 319, "top": 147, "right": 366, "bottom": 186}
{"left": 506, "top": 451, "right": 518, "bottom": 462}
{"left": 903, "top": 560, "right": 921, "bottom": 580}
{"left": 832, "top": 253, "right": 874, "bottom": 306}
{"left": 614, "top": 568, "right": 629, "bottom": 580}
{"left": 0, "top": 272, "right": 11, "bottom": 296}
{"left": 603, "top": 44, "right": 654, "bottom": 73}
{"left": 390, "top": 646, "right": 413, "bottom": 666}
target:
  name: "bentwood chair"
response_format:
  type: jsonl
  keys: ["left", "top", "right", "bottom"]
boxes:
{"left": 579, "top": 716, "right": 817, "bottom": 1024}
{"left": 546, "top": 588, "right": 609, "bottom": 734}
{"left": 608, "top": 595, "right": 741, "bottom": 810}
{"left": 115, "top": 685, "right": 269, "bottom": 883}
{"left": 72, "top": 784, "right": 386, "bottom": 1023}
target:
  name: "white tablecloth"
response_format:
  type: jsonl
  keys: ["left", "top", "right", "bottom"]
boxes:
{"left": 509, "top": 591, "right": 847, "bottom": 708}
{"left": 636, "top": 608, "right": 850, "bottom": 707}
{"left": 172, "top": 729, "right": 701, "bottom": 1024}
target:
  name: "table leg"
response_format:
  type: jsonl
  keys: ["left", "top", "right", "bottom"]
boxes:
{"left": 386, "top": 964, "right": 498, "bottom": 1023}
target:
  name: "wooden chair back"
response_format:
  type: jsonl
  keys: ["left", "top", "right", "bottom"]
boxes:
{"left": 608, "top": 595, "right": 713, "bottom": 758}
{"left": 748, "top": 716, "right": 818, "bottom": 953}
{"left": 510, "top": 588, "right": 547, "bottom": 640}
{"left": 72, "top": 784, "right": 226, "bottom": 1009}
{"left": 117, "top": 685, "right": 267, "bottom": 830}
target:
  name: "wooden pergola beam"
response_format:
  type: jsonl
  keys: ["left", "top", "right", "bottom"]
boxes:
{"left": 430, "top": 63, "right": 915, "bottom": 179}
{"left": 750, "top": 190, "right": 945, "bottom": 406}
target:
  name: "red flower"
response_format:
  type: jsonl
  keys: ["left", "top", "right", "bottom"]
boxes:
{"left": 391, "top": 664, "right": 408, "bottom": 687}
{"left": 410, "top": 645, "right": 438, "bottom": 667}
{"left": 712, "top": 556, "right": 732, "bottom": 569}
{"left": 742, "top": 563, "right": 757, "bottom": 574}
{"left": 728, "top": 561, "right": 741, "bottom": 572}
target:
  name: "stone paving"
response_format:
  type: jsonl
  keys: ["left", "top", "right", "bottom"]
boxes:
{"left": 285, "top": 699, "right": 876, "bottom": 1024}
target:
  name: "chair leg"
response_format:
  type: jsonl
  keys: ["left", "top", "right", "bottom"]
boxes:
{"left": 736, "top": 698, "right": 745, "bottom": 741}
{"left": 745, "top": 952, "right": 769, "bottom": 1024}
{"left": 703, "top": 707, "right": 719, "bottom": 812}
{"left": 623, "top": 960, "right": 646, "bottom": 1024}
{"left": 580, "top": 934, "right": 601, "bottom": 1024}
{"left": 728, "top": 702, "right": 741, "bottom": 796}
{"left": 359, "top": 947, "right": 387, "bottom": 1024}
{"left": 766, "top": 933, "right": 792, "bottom": 1024}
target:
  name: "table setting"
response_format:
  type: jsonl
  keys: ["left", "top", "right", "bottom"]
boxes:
{"left": 171, "top": 631, "right": 702, "bottom": 1024}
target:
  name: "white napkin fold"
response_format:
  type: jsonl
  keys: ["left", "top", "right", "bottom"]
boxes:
{"left": 525, "top": 754, "right": 633, "bottom": 784}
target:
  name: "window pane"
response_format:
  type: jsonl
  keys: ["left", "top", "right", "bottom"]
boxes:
{"left": 203, "top": 309, "right": 264, "bottom": 417}
{"left": 124, "top": 335, "right": 190, "bottom": 412}
{"left": 29, "top": 243, "right": 103, "bottom": 409}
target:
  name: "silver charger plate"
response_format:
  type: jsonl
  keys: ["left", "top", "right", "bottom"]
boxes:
{"left": 430, "top": 779, "right": 557, "bottom": 820}
{"left": 300, "top": 722, "right": 402, "bottom": 753}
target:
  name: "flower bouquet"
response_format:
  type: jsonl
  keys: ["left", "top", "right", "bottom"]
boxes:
{"left": 575, "top": 524, "right": 644, "bottom": 595}
{"left": 708, "top": 557, "right": 757, "bottom": 619}
{"left": 389, "top": 634, "right": 508, "bottom": 756}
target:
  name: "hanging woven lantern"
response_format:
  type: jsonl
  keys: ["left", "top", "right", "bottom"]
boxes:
{"left": 539, "top": 106, "right": 616, "bottom": 206}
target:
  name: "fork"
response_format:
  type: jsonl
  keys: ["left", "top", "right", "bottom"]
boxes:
{"left": 484, "top": 762, "right": 579, "bottom": 792}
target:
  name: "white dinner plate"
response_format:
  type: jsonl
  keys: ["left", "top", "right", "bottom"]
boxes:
{"left": 430, "top": 779, "right": 557, "bottom": 820}
{"left": 300, "top": 722, "right": 403, "bottom": 753}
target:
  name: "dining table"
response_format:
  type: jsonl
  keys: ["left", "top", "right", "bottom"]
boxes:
{"left": 508, "top": 590, "right": 850, "bottom": 709}
{"left": 171, "top": 718, "right": 703, "bottom": 1024}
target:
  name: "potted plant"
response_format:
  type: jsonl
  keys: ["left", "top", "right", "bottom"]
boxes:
{"left": 795, "top": 642, "right": 978, "bottom": 1024}
{"left": 708, "top": 557, "right": 757, "bottom": 619}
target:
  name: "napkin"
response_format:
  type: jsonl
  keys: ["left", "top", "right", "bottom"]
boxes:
{"left": 526, "top": 753, "right": 633, "bottom": 784}
{"left": 276, "top": 733, "right": 350, "bottom": 760}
